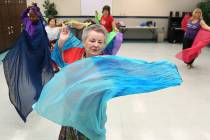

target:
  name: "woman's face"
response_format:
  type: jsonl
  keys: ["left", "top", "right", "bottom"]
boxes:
{"left": 102, "top": 10, "right": 109, "bottom": 16}
{"left": 84, "top": 30, "right": 106, "bottom": 57}
{"left": 194, "top": 10, "right": 201, "bottom": 19}
{"left": 29, "top": 12, "right": 39, "bottom": 24}
{"left": 49, "top": 19, "right": 56, "bottom": 27}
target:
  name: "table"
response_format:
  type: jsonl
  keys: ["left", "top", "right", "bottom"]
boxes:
{"left": 120, "top": 26, "right": 159, "bottom": 41}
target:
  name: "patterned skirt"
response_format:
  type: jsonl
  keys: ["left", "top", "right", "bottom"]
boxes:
{"left": 58, "top": 126, "right": 89, "bottom": 140}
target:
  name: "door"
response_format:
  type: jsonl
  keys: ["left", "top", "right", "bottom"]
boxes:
{"left": 0, "top": 0, "right": 26, "bottom": 52}
{"left": 0, "top": 4, "right": 9, "bottom": 33}
{"left": 0, "top": 2, "right": 10, "bottom": 51}
{"left": 7, "top": 3, "right": 17, "bottom": 47}
{"left": 0, "top": 0, "right": 7, "bottom": 5}
{"left": 0, "top": 30, "right": 9, "bottom": 52}
{"left": 15, "top": 0, "right": 26, "bottom": 36}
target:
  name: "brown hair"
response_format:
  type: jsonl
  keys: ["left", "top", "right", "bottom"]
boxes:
{"left": 47, "top": 17, "right": 57, "bottom": 25}
{"left": 102, "top": 5, "right": 111, "bottom": 15}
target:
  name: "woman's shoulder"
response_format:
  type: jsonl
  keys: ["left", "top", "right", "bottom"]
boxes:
{"left": 45, "top": 25, "right": 50, "bottom": 30}
{"left": 200, "top": 19, "right": 205, "bottom": 24}
{"left": 199, "top": 19, "right": 207, "bottom": 27}
{"left": 45, "top": 26, "right": 60, "bottom": 31}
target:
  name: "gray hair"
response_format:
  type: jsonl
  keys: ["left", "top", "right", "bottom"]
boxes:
{"left": 82, "top": 24, "right": 107, "bottom": 44}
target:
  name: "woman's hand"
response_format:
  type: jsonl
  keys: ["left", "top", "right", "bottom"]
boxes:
{"left": 60, "top": 25, "right": 70, "bottom": 41}
{"left": 95, "top": 10, "right": 99, "bottom": 16}
{"left": 114, "top": 27, "right": 119, "bottom": 32}
{"left": 27, "top": 1, "right": 36, "bottom": 8}
{"left": 58, "top": 24, "right": 70, "bottom": 48}
{"left": 112, "top": 21, "right": 119, "bottom": 32}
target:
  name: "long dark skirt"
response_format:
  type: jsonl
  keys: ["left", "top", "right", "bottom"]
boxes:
{"left": 58, "top": 126, "right": 89, "bottom": 140}
{"left": 182, "top": 37, "right": 194, "bottom": 64}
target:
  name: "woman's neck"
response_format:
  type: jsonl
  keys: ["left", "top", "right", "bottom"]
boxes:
{"left": 192, "top": 16, "right": 200, "bottom": 21}
{"left": 84, "top": 52, "right": 102, "bottom": 58}
{"left": 49, "top": 25, "right": 56, "bottom": 28}
{"left": 84, "top": 52, "right": 92, "bottom": 58}
{"left": 191, "top": 18, "right": 200, "bottom": 24}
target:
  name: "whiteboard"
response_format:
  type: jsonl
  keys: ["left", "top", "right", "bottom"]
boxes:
{"left": 81, "top": 0, "right": 112, "bottom": 16}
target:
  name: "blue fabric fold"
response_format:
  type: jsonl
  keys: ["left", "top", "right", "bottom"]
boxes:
{"left": 51, "top": 33, "right": 83, "bottom": 68}
{"left": 33, "top": 55, "right": 182, "bottom": 140}
{"left": 3, "top": 21, "right": 54, "bottom": 122}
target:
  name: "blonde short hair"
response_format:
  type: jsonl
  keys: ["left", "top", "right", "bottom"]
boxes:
{"left": 192, "top": 8, "right": 203, "bottom": 20}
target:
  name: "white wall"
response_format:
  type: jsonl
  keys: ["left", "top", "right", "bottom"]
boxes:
{"left": 27, "top": 0, "right": 80, "bottom": 15}
{"left": 27, "top": 0, "right": 202, "bottom": 38}
{"left": 28, "top": 0, "right": 202, "bottom": 16}
{"left": 112, "top": 0, "right": 202, "bottom": 16}
{"left": 81, "top": 0, "right": 112, "bottom": 16}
